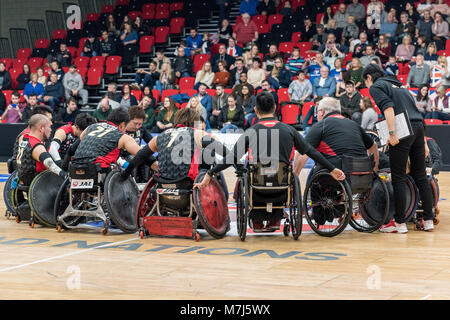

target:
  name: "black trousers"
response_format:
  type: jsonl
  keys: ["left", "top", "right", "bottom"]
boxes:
{"left": 389, "top": 120, "right": 433, "bottom": 223}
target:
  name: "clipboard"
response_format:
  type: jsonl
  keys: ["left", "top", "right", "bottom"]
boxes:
{"left": 375, "top": 111, "right": 413, "bottom": 146}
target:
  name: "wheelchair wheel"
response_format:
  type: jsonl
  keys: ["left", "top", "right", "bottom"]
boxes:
{"left": 350, "top": 173, "right": 390, "bottom": 233}
{"left": 303, "top": 169, "right": 352, "bottom": 237}
{"left": 289, "top": 175, "right": 303, "bottom": 240}
{"left": 136, "top": 177, "right": 157, "bottom": 229}
{"left": 53, "top": 178, "right": 83, "bottom": 229}
{"left": 4, "top": 171, "right": 18, "bottom": 218}
{"left": 236, "top": 175, "right": 249, "bottom": 241}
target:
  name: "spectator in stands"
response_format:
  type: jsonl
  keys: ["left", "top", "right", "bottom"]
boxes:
{"left": 431, "top": 55, "right": 450, "bottom": 88}
{"left": 16, "top": 64, "right": 31, "bottom": 91}
{"left": 1, "top": 91, "right": 24, "bottom": 123}
{"left": 236, "top": 83, "right": 256, "bottom": 121}
{"left": 50, "top": 61, "right": 64, "bottom": 83}
{"left": 334, "top": 3, "right": 350, "bottom": 33}
{"left": 268, "top": 57, "right": 291, "bottom": 90}
{"left": 140, "top": 95, "right": 156, "bottom": 131}
{"left": 82, "top": 33, "right": 101, "bottom": 58}
{"left": 133, "top": 16, "right": 151, "bottom": 37}
{"left": 366, "top": 1, "right": 383, "bottom": 40}
{"left": 36, "top": 67, "right": 47, "bottom": 87}
{"left": 247, "top": 58, "right": 265, "bottom": 90}
{"left": 201, "top": 32, "right": 213, "bottom": 55}
{"left": 415, "top": 36, "right": 428, "bottom": 57}
{"left": 323, "top": 44, "right": 345, "bottom": 69}
{"left": 232, "top": 72, "right": 254, "bottom": 98}
{"left": 187, "top": 95, "right": 208, "bottom": 121}
{"left": 288, "top": 70, "right": 312, "bottom": 104}
{"left": 242, "top": 44, "right": 260, "bottom": 69}
{"left": 384, "top": 56, "right": 399, "bottom": 75}
{"left": 229, "top": 58, "right": 247, "bottom": 87}
{"left": 120, "top": 22, "right": 139, "bottom": 72}
{"left": 301, "top": 17, "right": 316, "bottom": 42}
{"left": 394, "top": 12, "right": 416, "bottom": 43}
{"left": 325, "top": 19, "right": 340, "bottom": 40}
{"left": 195, "top": 62, "right": 215, "bottom": 90}
{"left": 218, "top": 19, "right": 233, "bottom": 45}
{"left": 319, "top": 33, "right": 345, "bottom": 57}
{"left": 153, "top": 49, "right": 171, "bottom": 74}
{"left": 211, "top": 43, "right": 236, "bottom": 73}
{"left": 119, "top": 83, "right": 138, "bottom": 110}
{"left": 263, "top": 44, "right": 281, "bottom": 74}
{"left": 134, "top": 61, "right": 160, "bottom": 90}
{"left": 226, "top": 37, "right": 244, "bottom": 58}
{"left": 23, "top": 73, "right": 44, "bottom": 104}
{"left": 407, "top": 54, "right": 431, "bottom": 88}
{"left": 218, "top": 94, "right": 245, "bottom": 132}
{"left": 425, "top": 42, "right": 439, "bottom": 65}
{"left": 233, "top": 13, "right": 258, "bottom": 46}
{"left": 257, "top": 0, "right": 276, "bottom": 16}
{"left": 342, "top": 15, "right": 360, "bottom": 46}
{"left": 346, "top": 0, "right": 366, "bottom": 27}
{"left": 431, "top": 0, "right": 450, "bottom": 18}
{"left": 47, "top": 42, "right": 72, "bottom": 68}
{"left": 186, "top": 28, "right": 204, "bottom": 57}
{"left": 330, "top": 58, "right": 345, "bottom": 84}
{"left": 379, "top": 12, "right": 398, "bottom": 38}
{"left": 360, "top": 44, "right": 381, "bottom": 67}
{"left": 414, "top": 85, "right": 432, "bottom": 117}
{"left": 41, "top": 73, "right": 64, "bottom": 110}
{"left": 154, "top": 62, "right": 175, "bottom": 94}
{"left": 93, "top": 96, "right": 112, "bottom": 121}
{"left": 54, "top": 97, "right": 79, "bottom": 123}
{"left": 395, "top": 34, "right": 415, "bottom": 62}
{"left": 217, "top": 0, "right": 232, "bottom": 26}
{"left": 351, "top": 32, "right": 369, "bottom": 58}
{"left": 141, "top": 87, "right": 156, "bottom": 108}
{"left": 348, "top": 57, "right": 364, "bottom": 89}
{"left": 0, "top": 90, "right": 6, "bottom": 114}
{"left": 173, "top": 46, "right": 194, "bottom": 79}
{"left": 285, "top": 47, "right": 305, "bottom": 77}
{"left": 100, "top": 30, "right": 117, "bottom": 57}
{"left": 360, "top": 96, "right": 378, "bottom": 130}
{"left": 312, "top": 67, "right": 336, "bottom": 99}
{"left": 240, "top": 0, "right": 258, "bottom": 16}
{"left": 22, "top": 93, "right": 39, "bottom": 124}
{"left": 375, "top": 34, "right": 392, "bottom": 64}
{"left": 106, "top": 82, "right": 121, "bottom": 104}
{"left": 417, "top": 0, "right": 434, "bottom": 16}
{"left": 320, "top": 6, "right": 335, "bottom": 27}
{"left": 63, "top": 64, "right": 88, "bottom": 108}
{"left": 312, "top": 24, "right": 328, "bottom": 51}
{"left": 306, "top": 53, "right": 330, "bottom": 84}
{"left": 425, "top": 85, "right": 450, "bottom": 120}
{"left": 280, "top": 1, "right": 294, "bottom": 16}
{"left": 210, "top": 84, "right": 229, "bottom": 128}
{"left": 106, "top": 14, "right": 120, "bottom": 37}
{"left": 152, "top": 96, "right": 178, "bottom": 133}
{"left": 194, "top": 83, "right": 213, "bottom": 116}
{"left": 120, "top": 15, "right": 132, "bottom": 32}
{"left": 432, "top": 12, "right": 449, "bottom": 50}
{"left": 213, "top": 60, "right": 231, "bottom": 88}
{"left": 260, "top": 79, "right": 279, "bottom": 112}
{"left": 0, "top": 62, "right": 11, "bottom": 90}
{"left": 339, "top": 80, "right": 362, "bottom": 123}
{"left": 415, "top": 10, "right": 434, "bottom": 40}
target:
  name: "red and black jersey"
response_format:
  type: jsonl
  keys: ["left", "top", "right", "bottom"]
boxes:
{"left": 57, "top": 123, "right": 77, "bottom": 159}
{"left": 12, "top": 126, "right": 31, "bottom": 160}
{"left": 72, "top": 122, "right": 124, "bottom": 168}
{"left": 305, "top": 112, "right": 374, "bottom": 160}
{"left": 16, "top": 134, "right": 46, "bottom": 185}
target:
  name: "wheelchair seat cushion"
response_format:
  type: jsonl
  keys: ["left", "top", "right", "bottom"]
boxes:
{"left": 252, "top": 189, "right": 288, "bottom": 204}
{"left": 154, "top": 175, "right": 193, "bottom": 190}
{"left": 252, "top": 162, "right": 289, "bottom": 187}
{"left": 68, "top": 162, "right": 101, "bottom": 181}
{"left": 342, "top": 156, "right": 374, "bottom": 194}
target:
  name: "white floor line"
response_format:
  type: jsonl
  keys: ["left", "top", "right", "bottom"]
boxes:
{"left": 420, "top": 294, "right": 432, "bottom": 300}
{"left": 0, "top": 237, "right": 139, "bottom": 273}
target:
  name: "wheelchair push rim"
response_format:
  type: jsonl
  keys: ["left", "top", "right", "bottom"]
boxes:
{"left": 4, "top": 171, "right": 18, "bottom": 217}
{"left": 303, "top": 169, "right": 352, "bottom": 237}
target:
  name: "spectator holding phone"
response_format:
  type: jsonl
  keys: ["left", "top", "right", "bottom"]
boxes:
{"left": 1, "top": 91, "right": 25, "bottom": 123}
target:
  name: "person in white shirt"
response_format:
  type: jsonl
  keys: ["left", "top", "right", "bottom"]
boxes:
{"left": 425, "top": 85, "right": 450, "bottom": 120}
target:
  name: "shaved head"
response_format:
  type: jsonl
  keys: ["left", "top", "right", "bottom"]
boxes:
{"left": 29, "top": 114, "right": 50, "bottom": 130}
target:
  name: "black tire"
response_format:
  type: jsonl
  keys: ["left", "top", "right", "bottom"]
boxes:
{"left": 236, "top": 176, "right": 249, "bottom": 241}
{"left": 53, "top": 178, "right": 82, "bottom": 229}
{"left": 3, "top": 171, "right": 17, "bottom": 216}
{"left": 303, "top": 169, "right": 352, "bottom": 237}
{"left": 290, "top": 175, "right": 303, "bottom": 240}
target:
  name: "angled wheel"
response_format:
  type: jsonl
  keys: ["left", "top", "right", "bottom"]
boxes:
{"left": 303, "top": 169, "right": 352, "bottom": 237}
{"left": 3, "top": 171, "right": 17, "bottom": 217}
{"left": 290, "top": 175, "right": 303, "bottom": 240}
{"left": 236, "top": 176, "right": 249, "bottom": 241}
{"left": 136, "top": 177, "right": 157, "bottom": 229}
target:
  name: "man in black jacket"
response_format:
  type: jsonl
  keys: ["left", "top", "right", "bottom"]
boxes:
{"left": 41, "top": 73, "right": 64, "bottom": 110}
{"left": 339, "top": 80, "right": 362, "bottom": 123}
{"left": 54, "top": 97, "right": 79, "bottom": 123}
{"left": 229, "top": 57, "right": 248, "bottom": 87}
{"left": 82, "top": 34, "right": 101, "bottom": 58}
{"left": 363, "top": 64, "right": 435, "bottom": 233}
{"left": 100, "top": 31, "right": 117, "bottom": 57}
{"left": 172, "top": 47, "right": 193, "bottom": 79}
{"left": 47, "top": 42, "right": 72, "bottom": 68}
{"left": 210, "top": 44, "right": 235, "bottom": 73}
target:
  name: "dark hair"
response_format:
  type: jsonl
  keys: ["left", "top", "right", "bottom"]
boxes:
{"left": 28, "top": 92, "right": 37, "bottom": 98}
{"left": 31, "top": 105, "right": 52, "bottom": 117}
{"left": 67, "top": 97, "right": 77, "bottom": 105}
{"left": 362, "top": 63, "right": 385, "bottom": 83}
{"left": 22, "top": 63, "right": 30, "bottom": 73}
{"left": 416, "top": 85, "right": 430, "bottom": 102}
{"left": 345, "top": 80, "right": 355, "bottom": 86}
{"left": 74, "top": 113, "right": 97, "bottom": 131}
{"left": 255, "top": 91, "right": 275, "bottom": 114}
{"left": 107, "top": 107, "right": 130, "bottom": 126}
{"left": 173, "top": 107, "right": 201, "bottom": 128}
{"left": 128, "top": 105, "right": 146, "bottom": 120}
{"left": 12, "top": 90, "right": 20, "bottom": 98}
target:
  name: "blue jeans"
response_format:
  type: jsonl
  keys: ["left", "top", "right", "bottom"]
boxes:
{"left": 40, "top": 96, "right": 61, "bottom": 110}
{"left": 268, "top": 76, "right": 280, "bottom": 90}
{"left": 135, "top": 73, "right": 156, "bottom": 88}
{"left": 425, "top": 111, "right": 450, "bottom": 121}
{"left": 220, "top": 124, "right": 239, "bottom": 133}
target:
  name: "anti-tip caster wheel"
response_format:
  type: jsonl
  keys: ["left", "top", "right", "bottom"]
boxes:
{"left": 283, "top": 222, "right": 290, "bottom": 237}
{"left": 101, "top": 227, "right": 109, "bottom": 235}
{"left": 193, "top": 232, "right": 200, "bottom": 242}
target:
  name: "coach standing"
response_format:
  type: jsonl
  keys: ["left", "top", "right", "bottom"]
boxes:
{"left": 362, "top": 64, "right": 434, "bottom": 233}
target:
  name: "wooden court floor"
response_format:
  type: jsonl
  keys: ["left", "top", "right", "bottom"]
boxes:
{"left": 1, "top": 162, "right": 450, "bottom": 300}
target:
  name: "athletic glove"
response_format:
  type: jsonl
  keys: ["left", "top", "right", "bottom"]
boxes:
{"left": 11, "top": 177, "right": 19, "bottom": 190}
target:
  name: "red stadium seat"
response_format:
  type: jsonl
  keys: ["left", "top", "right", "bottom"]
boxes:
{"left": 193, "top": 54, "right": 210, "bottom": 73}
{"left": 85, "top": 12, "right": 99, "bottom": 21}
{"left": 277, "top": 88, "right": 290, "bottom": 103}
{"left": 16, "top": 48, "right": 32, "bottom": 60}
{"left": 142, "top": 10, "right": 154, "bottom": 20}
{"left": 155, "top": 9, "right": 169, "bottom": 19}
{"left": 0, "top": 58, "right": 13, "bottom": 70}
{"left": 78, "top": 37, "right": 88, "bottom": 50}
{"left": 170, "top": 2, "right": 184, "bottom": 12}
{"left": 443, "top": 120, "right": 450, "bottom": 125}
{"left": 156, "top": 3, "right": 170, "bottom": 11}
{"left": 28, "top": 57, "right": 43, "bottom": 73}
{"left": 76, "top": 67, "right": 88, "bottom": 81}
{"left": 139, "top": 36, "right": 155, "bottom": 54}
{"left": 424, "top": 119, "right": 443, "bottom": 125}
{"left": 105, "top": 56, "right": 122, "bottom": 75}
{"left": 252, "top": 15, "right": 267, "bottom": 25}
{"left": 302, "top": 102, "right": 315, "bottom": 125}
{"left": 291, "top": 32, "right": 302, "bottom": 43}
{"left": 152, "top": 89, "right": 160, "bottom": 102}
{"left": 180, "top": 88, "right": 197, "bottom": 97}
{"left": 179, "top": 102, "right": 188, "bottom": 109}
{"left": 131, "top": 89, "right": 143, "bottom": 101}
{"left": 281, "top": 104, "right": 299, "bottom": 125}
{"left": 397, "top": 74, "right": 407, "bottom": 85}
{"left": 13, "top": 58, "right": 28, "bottom": 70}
{"left": 86, "top": 67, "right": 103, "bottom": 86}
{"left": 170, "top": 17, "right": 185, "bottom": 35}
{"left": 9, "top": 69, "right": 21, "bottom": 89}
{"left": 297, "top": 42, "right": 311, "bottom": 55}
{"left": 267, "top": 14, "right": 283, "bottom": 28}
{"left": 116, "top": 0, "right": 129, "bottom": 5}
{"left": 360, "top": 88, "right": 370, "bottom": 97}
{"left": 128, "top": 11, "right": 141, "bottom": 20}
{"left": 279, "top": 42, "right": 294, "bottom": 54}
{"left": 161, "top": 89, "right": 179, "bottom": 101}
{"left": 67, "top": 46, "right": 78, "bottom": 60}
{"left": 331, "top": 4, "right": 340, "bottom": 13}
{"left": 74, "top": 56, "right": 90, "bottom": 69}
{"left": 224, "top": 88, "right": 232, "bottom": 95}
{"left": 179, "top": 77, "right": 196, "bottom": 91}
{"left": 206, "top": 89, "right": 216, "bottom": 97}
{"left": 90, "top": 56, "right": 106, "bottom": 68}
{"left": 142, "top": 3, "right": 155, "bottom": 13}
{"left": 316, "top": 13, "right": 324, "bottom": 25}
{"left": 101, "top": 5, "right": 114, "bottom": 14}
{"left": 3, "top": 90, "right": 12, "bottom": 104}
{"left": 35, "top": 39, "right": 50, "bottom": 49}
{"left": 154, "top": 27, "right": 169, "bottom": 44}
{"left": 52, "top": 29, "right": 67, "bottom": 40}
{"left": 257, "top": 23, "right": 270, "bottom": 34}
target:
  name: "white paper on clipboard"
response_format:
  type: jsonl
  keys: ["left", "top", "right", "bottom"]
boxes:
{"left": 375, "top": 112, "right": 413, "bottom": 146}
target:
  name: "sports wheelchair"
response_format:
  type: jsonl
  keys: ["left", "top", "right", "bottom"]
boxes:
{"left": 234, "top": 162, "right": 303, "bottom": 241}
{"left": 54, "top": 162, "right": 140, "bottom": 235}
{"left": 7, "top": 170, "right": 66, "bottom": 228}
{"left": 413, "top": 173, "right": 440, "bottom": 229}
{"left": 136, "top": 171, "right": 230, "bottom": 241}
{"left": 303, "top": 156, "right": 390, "bottom": 237}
